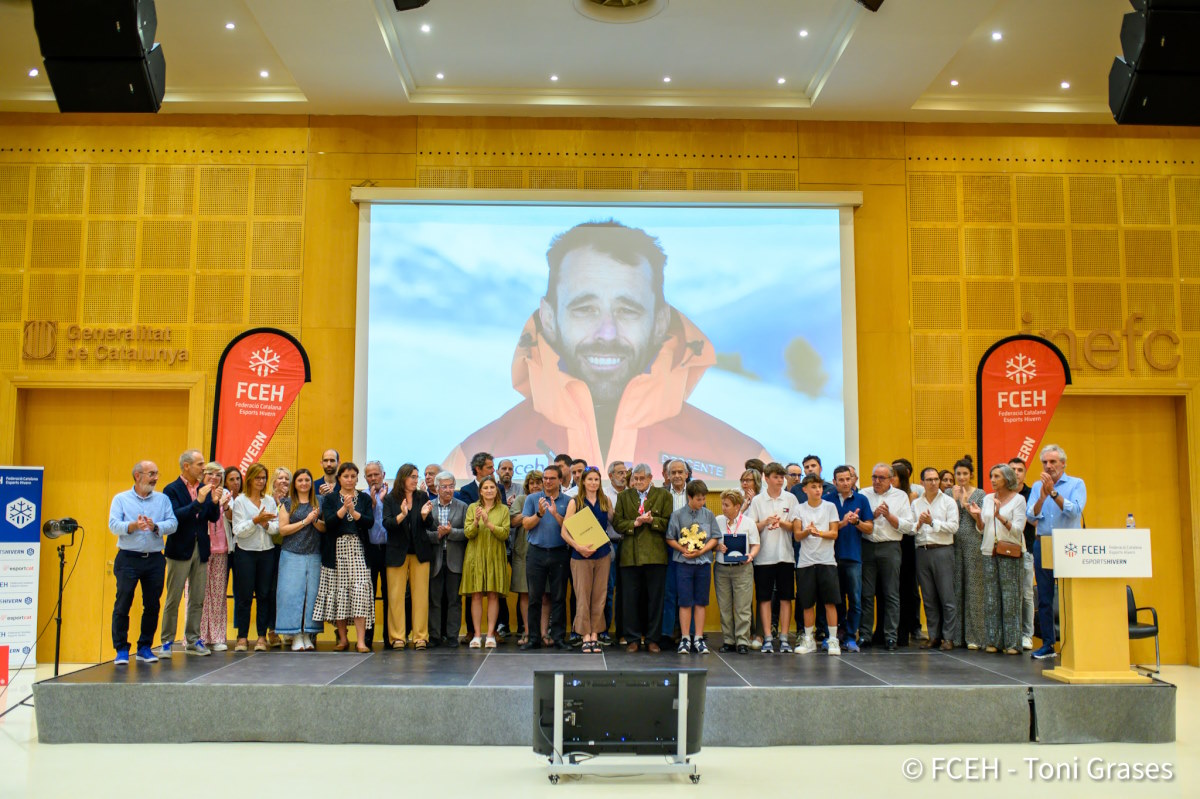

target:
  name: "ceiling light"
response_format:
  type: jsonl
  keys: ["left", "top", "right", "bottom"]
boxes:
{"left": 436, "top": 72, "right": 444, "bottom": 79}
{"left": 799, "top": 29, "right": 808, "bottom": 37}
{"left": 663, "top": 76, "right": 671, "bottom": 83}
{"left": 225, "top": 22, "right": 235, "bottom": 30}
{"left": 550, "top": 75, "right": 559, "bottom": 82}
{"left": 28, "top": 68, "right": 39, "bottom": 78}
{"left": 777, "top": 78, "right": 786, "bottom": 85}
{"left": 1060, "top": 81, "right": 1070, "bottom": 89}
{"left": 950, "top": 79, "right": 958, "bottom": 86}
{"left": 259, "top": 70, "right": 269, "bottom": 78}
{"left": 420, "top": 24, "right": 431, "bottom": 33}
{"left": 991, "top": 31, "right": 1002, "bottom": 41}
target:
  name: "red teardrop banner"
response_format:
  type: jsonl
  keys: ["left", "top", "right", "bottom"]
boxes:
{"left": 976, "top": 335, "right": 1072, "bottom": 474}
{"left": 210, "top": 328, "right": 311, "bottom": 474}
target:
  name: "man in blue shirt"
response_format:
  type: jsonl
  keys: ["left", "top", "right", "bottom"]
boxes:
{"left": 829, "top": 465, "right": 874, "bottom": 652}
{"left": 1026, "top": 444, "right": 1087, "bottom": 660}
{"left": 520, "top": 464, "right": 572, "bottom": 650}
{"left": 108, "top": 460, "right": 178, "bottom": 665}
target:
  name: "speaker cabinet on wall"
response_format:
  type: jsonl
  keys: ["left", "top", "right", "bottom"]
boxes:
{"left": 32, "top": 0, "right": 166, "bottom": 113}
{"left": 393, "top": 1, "right": 431, "bottom": 10}
{"left": 1110, "top": 0, "right": 1200, "bottom": 125}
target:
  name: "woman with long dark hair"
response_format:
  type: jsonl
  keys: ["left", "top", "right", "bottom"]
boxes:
{"left": 314, "top": 462, "right": 374, "bottom": 652}
{"left": 382, "top": 463, "right": 433, "bottom": 649}
{"left": 951, "top": 455, "right": 986, "bottom": 649}
{"left": 562, "top": 467, "right": 612, "bottom": 654}
{"left": 276, "top": 468, "right": 325, "bottom": 651}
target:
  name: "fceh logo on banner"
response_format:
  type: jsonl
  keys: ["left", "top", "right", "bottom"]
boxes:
{"left": 211, "top": 329, "right": 311, "bottom": 476}
{"left": 976, "top": 335, "right": 1072, "bottom": 474}
{"left": 1053, "top": 529, "right": 1153, "bottom": 579}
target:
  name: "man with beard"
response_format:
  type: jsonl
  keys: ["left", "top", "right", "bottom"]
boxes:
{"left": 445, "top": 221, "right": 769, "bottom": 481}
{"left": 314, "top": 449, "right": 339, "bottom": 497}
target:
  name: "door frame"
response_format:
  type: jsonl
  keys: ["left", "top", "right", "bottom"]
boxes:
{"left": 0, "top": 372, "right": 206, "bottom": 463}
{"left": 1060, "top": 384, "right": 1199, "bottom": 665}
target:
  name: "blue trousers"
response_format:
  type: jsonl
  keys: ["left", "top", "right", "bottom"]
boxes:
{"left": 1033, "top": 536, "right": 1056, "bottom": 646}
{"left": 837, "top": 560, "right": 862, "bottom": 643}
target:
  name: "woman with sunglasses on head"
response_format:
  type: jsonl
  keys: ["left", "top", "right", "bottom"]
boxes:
{"left": 562, "top": 466, "right": 613, "bottom": 654}
{"left": 230, "top": 463, "right": 279, "bottom": 652}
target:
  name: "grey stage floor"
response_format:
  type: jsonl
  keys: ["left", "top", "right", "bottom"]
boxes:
{"left": 43, "top": 639, "right": 1071, "bottom": 688}
{"left": 34, "top": 639, "right": 1175, "bottom": 747}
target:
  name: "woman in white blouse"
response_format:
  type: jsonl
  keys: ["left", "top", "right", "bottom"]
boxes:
{"left": 967, "top": 464, "right": 1027, "bottom": 656}
{"left": 231, "top": 462, "right": 279, "bottom": 652}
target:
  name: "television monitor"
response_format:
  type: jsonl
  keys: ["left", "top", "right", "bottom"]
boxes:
{"left": 533, "top": 669, "right": 707, "bottom": 756}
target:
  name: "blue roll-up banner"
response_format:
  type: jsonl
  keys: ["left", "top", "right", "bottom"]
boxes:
{"left": 0, "top": 466, "right": 42, "bottom": 671}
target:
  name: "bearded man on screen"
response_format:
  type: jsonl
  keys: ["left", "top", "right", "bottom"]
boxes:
{"left": 446, "top": 221, "right": 769, "bottom": 482}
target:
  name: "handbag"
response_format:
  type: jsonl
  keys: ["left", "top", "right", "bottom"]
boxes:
{"left": 991, "top": 502, "right": 1022, "bottom": 558}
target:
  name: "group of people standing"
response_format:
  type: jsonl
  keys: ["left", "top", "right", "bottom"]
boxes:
{"left": 106, "top": 444, "right": 1084, "bottom": 664}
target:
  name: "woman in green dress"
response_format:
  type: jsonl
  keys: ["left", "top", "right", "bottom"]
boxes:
{"left": 461, "top": 476, "right": 511, "bottom": 648}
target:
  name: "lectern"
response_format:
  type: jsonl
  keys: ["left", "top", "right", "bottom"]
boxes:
{"left": 1042, "top": 529, "right": 1153, "bottom": 684}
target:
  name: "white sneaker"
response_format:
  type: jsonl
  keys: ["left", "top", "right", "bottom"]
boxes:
{"left": 1022, "top": 636, "right": 1033, "bottom": 651}
{"left": 796, "top": 635, "right": 817, "bottom": 655}
{"left": 211, "top": 642, "right": 228, "bottom": 652}
{"left": 291, "top": 635, "right": 306, "bottom": 651}
{"left": 826, "top": 638, "right": 841, "bottom": 656}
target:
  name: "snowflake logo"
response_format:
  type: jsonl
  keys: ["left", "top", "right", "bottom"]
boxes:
{"left": 5, "top": 498, "right": 35, "bottom": 530}
{"left": 1005, "top": 353, "right": 1037, "bottom": 385}
{"left": 248, "top": 347, "right": 281, "bottom": 378}
{"left": 1065, "top": 543, "right": 1078, "bottom": 558}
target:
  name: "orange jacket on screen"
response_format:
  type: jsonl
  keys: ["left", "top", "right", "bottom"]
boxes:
{"left": 444, "top": 309, "right": 771, "bottom": 482}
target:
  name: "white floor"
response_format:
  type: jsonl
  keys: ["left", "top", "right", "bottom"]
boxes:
{"left": 0, "top": 661, "right": 1193, "bottom": 798}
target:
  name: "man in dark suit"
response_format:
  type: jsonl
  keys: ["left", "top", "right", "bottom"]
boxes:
{"left": 161, "top": 448, "right": 222, "bottom": 657}
{"left": 613, "top": 463, "right": 673, "bottom": 652}
{"left": 426, "top": 471, "right": 468, "bottom": 647}
{"left": 455, "top": 451, "right": 507, "bottom": 506}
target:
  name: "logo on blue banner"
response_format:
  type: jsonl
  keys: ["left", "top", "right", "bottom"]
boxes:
{"left": 0, "top": 465, "right": 42, "bottom": 671}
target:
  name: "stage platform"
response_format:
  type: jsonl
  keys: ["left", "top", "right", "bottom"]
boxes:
{"left": 33, "top": 639, "right": 1174, "bottom": 747}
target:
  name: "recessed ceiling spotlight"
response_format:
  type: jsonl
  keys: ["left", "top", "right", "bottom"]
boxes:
{"left": 663, "top": 76, "right": 671, "bottom": 83}
{"left": 799, "top": 29, "right": 808, "bottom": 37}
{"left": 992, "top": 31, "right": 1002, "bottom": 41}
{"left": 950, "top": 79, "right": 959, "bottom": 86}
{"left": 1060, "top": 81, "right": 1070, "bottom": 89}
{"left": 436, "top": 72, "right": 444, "bottom": 79}
{"left": 550, "top": 75, "right": 559, "bottom": 82}
{"left": 28, "top": 68, "right": 38, "bottom": 78}
{"left": 259, "top": 70, "right": 269, "bottom": 78}
{"left": 225, "top": 22, "right": 235, "bottom": 30}
{"left": 777, "top": 77, "right": 786, "bottom": 85}
{"left": 420, "top": 24, "right": 431, "bottom": 33}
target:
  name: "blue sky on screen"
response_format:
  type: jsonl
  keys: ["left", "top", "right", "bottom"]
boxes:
{"left": 367, "top": 203, "right": 846, "bottom": 479}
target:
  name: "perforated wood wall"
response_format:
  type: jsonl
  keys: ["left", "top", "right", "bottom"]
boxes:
{"left": 907, "top": 165, "right": 1199, "bottom": 472}
{"left": 0, "top": 133, "right": 307, "bottom": 468}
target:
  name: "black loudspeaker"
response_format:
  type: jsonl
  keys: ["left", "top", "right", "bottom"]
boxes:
{"left": 393, "top": 0, "right": 430, "bottom": 10}
{"left": 1110, "top": 0, "right": 1200, "bottom": 125}
{"left": 855, "top": 0, "right": 885, "bottom": 10}
{"left": 31, "top": 0, "right": 165, "bottom": 113}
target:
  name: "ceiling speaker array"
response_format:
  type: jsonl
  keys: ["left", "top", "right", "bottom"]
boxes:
{"left": 31, "top": 0, "right": 165, "bottom": 113}
{"left": 1110, "top": 0, "right": 1200, "bottom": 125}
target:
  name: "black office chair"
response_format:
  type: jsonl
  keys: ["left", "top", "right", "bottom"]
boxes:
{"left": 1127, "top": 585, "right": 1159, "bottom": 676}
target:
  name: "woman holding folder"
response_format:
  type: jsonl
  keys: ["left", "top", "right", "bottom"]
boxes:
{"left": 562, "top": 466, "right": 612, "bottom": 654}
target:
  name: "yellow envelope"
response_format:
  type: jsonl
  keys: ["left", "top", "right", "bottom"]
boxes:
{"left": 562, "top": 506, "right": 611, "bottom": 551}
